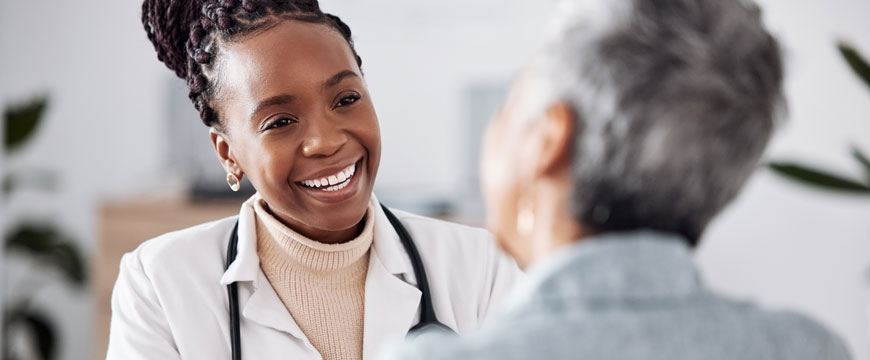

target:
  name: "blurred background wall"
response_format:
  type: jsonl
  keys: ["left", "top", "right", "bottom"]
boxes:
{"left": 1, "top": 0, "right": 868, "bottom": 359}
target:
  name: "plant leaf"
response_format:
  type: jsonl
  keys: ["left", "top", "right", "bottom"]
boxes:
{"left": 4, "top": 307, "right": 56, "bottom": 360}
{"left": 4, "top": 97, "right": 48, "bottom": 153}
{"left": 5, "top": 224, "right": 87, "bottom": 286}
{"left": 2, "top": 173, "right": 12, "bottom": 196}
{"left": 2, "top": 168, "right": 58, "bottom": 196}
{"left": 852, "top": 146, "right": 870, "bottom": 182}
{"left": 768, "top": 162, "right": 870, "bottom": 194}
{"left": 838, "top": 42, "right": 870, "bottom": 91}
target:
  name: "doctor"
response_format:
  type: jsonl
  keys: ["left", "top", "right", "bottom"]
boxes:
{"left": 107, "top": 0, "right": 521, "bottom": 359}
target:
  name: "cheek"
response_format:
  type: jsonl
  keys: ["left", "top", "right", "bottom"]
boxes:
{"left": 363, "top": 117, "right": 381, "bottom": 159}
{"left": 481, "top": 120, "right": 520, "bottom": 240}
{"left": 352, "top": 105, "right": 382, "bottom": 167}
{"left": 480, "top": 138, "right": 505, "bottom": 214}
{"left": 244, "top": 136, "right": 299, "bottom": 186}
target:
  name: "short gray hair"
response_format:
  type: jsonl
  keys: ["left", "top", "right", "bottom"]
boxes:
{"left": 526, "top": 0, "right": 783, "bottom": 245}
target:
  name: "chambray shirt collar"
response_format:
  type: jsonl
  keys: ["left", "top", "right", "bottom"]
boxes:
{"left": 506, "top": 230, "right": 704, "bottom": 311}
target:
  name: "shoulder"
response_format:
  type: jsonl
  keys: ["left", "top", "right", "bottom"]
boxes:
{"left": 383, "top": 208, "right": 523, "bottom": 325}
{"left": 754, "top": 308, "right": 852, "bottom": 359}
{"left": 389, "top": 301, "right": 854, "bottom": 360}
{"left": 705, "top": 295, "right": 851, "bottom": 359}
{"left": 121, "top": 216, "right": 237, "bottom": 279}
{"left": 389, "top": 209, "right": 492, "bottom": 249}
{"left": 383, "top": 320, "right": 535, "bottom": 360}
{"left": 386, "top": 209, "right": 505, "bottom": 276}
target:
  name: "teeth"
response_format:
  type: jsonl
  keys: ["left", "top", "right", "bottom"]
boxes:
{"left": 300, "top": 163, "right": 357, "bottom": 190}
{"left": 322, "top": 179, "right": 351, "bottom": 192}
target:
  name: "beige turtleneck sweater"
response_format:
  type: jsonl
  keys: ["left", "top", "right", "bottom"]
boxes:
{"left": 254, "top": 199, "right": 374, "bottom": 360}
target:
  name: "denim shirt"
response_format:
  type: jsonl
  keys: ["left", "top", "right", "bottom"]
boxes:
{"left": 386, "top": 231, "right": 851, "bottom": 360}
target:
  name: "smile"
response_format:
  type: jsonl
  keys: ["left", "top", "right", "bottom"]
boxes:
{"left": 298, "top": 162, "right": 357, "bottom": 192}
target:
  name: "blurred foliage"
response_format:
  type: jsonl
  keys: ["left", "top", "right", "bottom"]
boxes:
{"left": 3, "top": 96, "right": 86, "bottom": 360}
{"left": 3, "top": 98, "right": 54, "bottom": 196}
{"left": 768, "top": 42, "right": 870, "bottom": 195}
{"left": 6, "top": 224, "right": 87, "bottom": 286}
{"left": 4, "top": 97, "right": 47, "bottom": 153}
{"left": 769, "top": 161, "right": 870, "bottom": 193}
{"left": 839, "top": 43, "right": 870, "bottom": 91}
{"left": 853, "top": 146, "right": 870, "bottom": 181}
{"left": 2, "top": 305, "right": 56, "bottom": 360}
{"left": 3, "top": 169, "right": 58, "bottom": 196}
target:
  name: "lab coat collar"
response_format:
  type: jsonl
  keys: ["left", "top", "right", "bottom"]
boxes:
{"left": 218, "top": 193, "right": 422, "bottom": 358}
{"left": 219, "top": 194, "right": 261, "bottom": 287}
{"left": 218, "top": 195, "right": 314, "bottom": 344}
{"left": 369, "top": 193, "right": 414, "bottom": 278}
{"left": 364, "top": 194, "right": 422, "bottom": 359}
{"left": 219, "top": 193, "right": 412, "bottom": 286}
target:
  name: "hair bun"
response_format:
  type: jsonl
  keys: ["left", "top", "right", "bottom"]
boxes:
{"left": 141, "top": 0, "right": 205, "bottom": 79}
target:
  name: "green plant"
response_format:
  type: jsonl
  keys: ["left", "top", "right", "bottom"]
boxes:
{"left": 2, "top": 97, "right": 87, "bottom": 360}
{"left": 768, "top": 42, "right": 870, "bottom": 194}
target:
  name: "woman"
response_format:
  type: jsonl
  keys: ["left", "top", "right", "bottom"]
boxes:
{"left": 389, "top": 0, "right": 850, "bottom": 358}
{"left": 107, "top": 1, "right": 520, "bottom": 359}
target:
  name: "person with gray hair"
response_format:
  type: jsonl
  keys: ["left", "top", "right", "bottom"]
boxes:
{"left": 383, "top": 0, "right": 852, "bottom": 359}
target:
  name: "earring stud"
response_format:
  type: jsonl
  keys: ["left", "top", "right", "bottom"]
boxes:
{"left": 226, "top": 173, "right": 241, "bottom": 192}
{"left": 517, "top": 204, "right": 535, "bottom": 239}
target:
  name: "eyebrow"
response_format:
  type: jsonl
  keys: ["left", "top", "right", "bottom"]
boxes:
{"left": 323, "top": 70, "right": 360, "bottom": 90}
{"left": 249, "top": 70, "right": 360, "bottom": 121}
{"left": 250, "top": 94, "right": 296, "bottom": 120}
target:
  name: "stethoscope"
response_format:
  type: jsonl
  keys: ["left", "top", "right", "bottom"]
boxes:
{"left": 225, "top": 204, "right": 454, "bottom": 360}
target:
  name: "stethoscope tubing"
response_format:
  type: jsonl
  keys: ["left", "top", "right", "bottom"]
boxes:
{"left": 224, "top": 204, "right": 451, "bottom": 360}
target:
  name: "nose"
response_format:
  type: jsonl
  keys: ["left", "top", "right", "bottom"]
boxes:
{"left": 301, "top": 117, "right": 347, "bottom": 158}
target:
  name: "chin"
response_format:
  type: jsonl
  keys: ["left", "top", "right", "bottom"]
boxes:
{"left": 314, "top": 200, "right": 370, "bottom": 231}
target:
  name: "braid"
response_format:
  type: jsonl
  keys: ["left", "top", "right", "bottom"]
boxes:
{"left": 141, "top": 0, "right": 205, "bottom": 79}
{"left": 141, "top": 0, "right": 362, "bottom": 127}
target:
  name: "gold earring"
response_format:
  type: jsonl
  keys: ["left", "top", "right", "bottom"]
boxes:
{"left": 517, "top": 200, "right": 535, "bottom": 239}
{"left": 226, "top": 173, "right": 241, "bottom": 192}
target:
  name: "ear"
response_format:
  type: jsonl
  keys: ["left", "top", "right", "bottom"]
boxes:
{"left": 533, "top": 101, "right": 575, "bottom": 178}
{"left": 209, "top": 128, "right": 244, "bottom": 177}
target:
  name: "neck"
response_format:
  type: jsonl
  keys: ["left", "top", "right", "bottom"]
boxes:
{"left": 265, "top": 206, "right": 366, "bottom": 245}
{"left": 527, "top": 177, "right": 585, "bottom": 266}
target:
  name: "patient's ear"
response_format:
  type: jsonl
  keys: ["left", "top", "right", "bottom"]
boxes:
{"left": 533, "top": 101, "right": 575, "bottom": 178}
{"left": 209, "top": 127, "right": 243, "bottom": 177}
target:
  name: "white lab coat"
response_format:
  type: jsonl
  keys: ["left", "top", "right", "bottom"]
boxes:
{"left": 106, "top": 194, "right": 521, "bottom": 359}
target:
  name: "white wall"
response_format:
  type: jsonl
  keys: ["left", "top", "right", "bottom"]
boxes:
{"left": 1, "top": 0, "right": 868, "bottom": 359}
{"left": 1, "top": 1, "right": 168, "bottom": 359}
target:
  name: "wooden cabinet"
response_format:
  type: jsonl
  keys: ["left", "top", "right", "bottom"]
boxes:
{"left": 93, "top": 198, "right": 240, "bottom": 360}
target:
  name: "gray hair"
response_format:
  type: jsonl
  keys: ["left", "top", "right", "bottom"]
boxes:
{"left": 525, "top": 0, "right": 784, "bottom": 245}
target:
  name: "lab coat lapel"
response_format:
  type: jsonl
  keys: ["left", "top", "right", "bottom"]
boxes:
{"left": 362, "top": 195, "right": 423, "bottom": 360}
{"left": 219, "top": 195, "right": 312, "bottom": 345}
{"left": 362, "top": 250, "right": 421, "bottom": 360}
{"left": 241, "top": 272, "right": 309, "bottom": 341}
{"left": 222, "top": 194, "right": 422, "bottom": 357}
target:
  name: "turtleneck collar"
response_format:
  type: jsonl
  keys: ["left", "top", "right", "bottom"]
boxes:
{"left": 253, "top": 198, "right": 374, "bottom": 274}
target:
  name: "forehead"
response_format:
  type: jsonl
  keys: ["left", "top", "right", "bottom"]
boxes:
{"left": 218, "top": 20, "right": 357, "bottom": 102}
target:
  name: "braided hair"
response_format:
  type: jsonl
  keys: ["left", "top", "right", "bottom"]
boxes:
{"left": 141, "top": 0, "right": 362, "bottom": 128}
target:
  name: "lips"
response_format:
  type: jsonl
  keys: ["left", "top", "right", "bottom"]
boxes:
{"left": 293, "top": 158, "right": 365, "bottom": 204}
{"left": 298, "top": 162, "right": 357, "bottom": 192}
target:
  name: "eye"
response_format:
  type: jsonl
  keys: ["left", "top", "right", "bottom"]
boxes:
{"left": 334, "top": 93, "right": 361, "bottom": 108}
{"left": 263, "top": 117, "right": 297, "bottom": 131}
